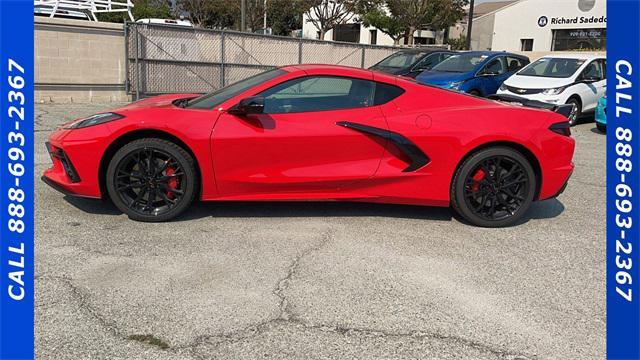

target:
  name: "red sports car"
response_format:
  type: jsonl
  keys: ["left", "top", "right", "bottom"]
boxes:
{"left": 43, "top": 65, "right": 575, "bottom": 227}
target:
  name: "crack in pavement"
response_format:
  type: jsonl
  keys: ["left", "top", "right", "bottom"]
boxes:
{"left": 176, "top": 229, "right": 535, "bottom": 360}
{"left": 36, "top": 275, "right": 123, "bottom": 339}
{"left": 273, "top": 229, "right": 335, "bottom": 321}
{"left": 37, "top": 229, "right": 536, "bottom": 360}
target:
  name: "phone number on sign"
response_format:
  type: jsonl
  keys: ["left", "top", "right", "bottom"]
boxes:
{"left": 6, "top": 58, "right": 27, "bottom": 301}
{"left": 613, "top": 60, "right": 635, "bottom": 303}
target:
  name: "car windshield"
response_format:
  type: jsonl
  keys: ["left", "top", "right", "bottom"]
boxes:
{"left": 186, "top": 68, "right": 286, "bottom": 109}
{"left": 431, "top": 53, "right": 489, "bottom": 73}
{"left": 517, "top": 58, "right": 585, "bottom": 78}
{"left": 375, "top": 52, "right": 427, "bottom": 68}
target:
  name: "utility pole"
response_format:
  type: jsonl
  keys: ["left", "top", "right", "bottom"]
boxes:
{"left": 263, "top": 0, "right": 267, "bottom": 31}
{"left": 465, "top": 0, "right": 475, "bottom": 50}
{"left": 241, "top": 0, "right": 246, "bottom": 31}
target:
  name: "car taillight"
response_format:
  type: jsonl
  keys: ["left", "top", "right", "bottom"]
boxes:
{"left": 549, "top": 122, "right": 571, "bottom": 136}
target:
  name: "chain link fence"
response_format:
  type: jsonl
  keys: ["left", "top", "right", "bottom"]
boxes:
{"left": 125, "top": 22, "right": 446, "bottom": 98}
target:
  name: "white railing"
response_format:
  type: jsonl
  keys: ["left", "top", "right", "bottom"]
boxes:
{"left": 34, "top": 0, "right": 134, "bottom": 21}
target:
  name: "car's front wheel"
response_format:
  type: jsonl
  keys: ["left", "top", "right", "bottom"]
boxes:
{"left": 566, "top": 98, "right": 582, "bottom": 126}
{"left": 106, "top": 138, "right": 198, "bottom": 222}
{"left": 451, "top": 147, "right": 536, "bottom": 227}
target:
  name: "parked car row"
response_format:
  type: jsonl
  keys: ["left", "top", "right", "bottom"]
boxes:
{"left": 370, "top": 50, "right": 606, "bottom": 126}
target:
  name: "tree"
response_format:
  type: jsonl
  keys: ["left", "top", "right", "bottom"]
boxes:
{"left": 360, "top": 8, "right": 404, "bottom": 44}
{"left": 358, "top": 0, "right": 467, "bottom": 45}
{"left": 355, "top": 1, "right": 404, "bottom": 45}
{"left": 97, "top": 0, "right": 172, "bottom": 23}
{"left": 176, "top": 0, "right": 238, "bottom": 29}
{"left": 305, "top": 0, "right": 355, "bottom": 40}
{"left": 267, "top": 0, "right": 309, "bottom": 36}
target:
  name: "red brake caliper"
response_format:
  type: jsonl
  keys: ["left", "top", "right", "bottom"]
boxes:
{"left": 470, "top": 168, "right": 486, "bottom": 192}
{"left": 165, "top": 166, "right": 178, "bottom": 199}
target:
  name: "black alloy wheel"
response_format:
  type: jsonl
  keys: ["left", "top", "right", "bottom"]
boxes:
{"left": 451, "top": 147, "right": 536, "bottom": 227}
{"left": 106, "top": 138, "right": 197, "bottom": 222}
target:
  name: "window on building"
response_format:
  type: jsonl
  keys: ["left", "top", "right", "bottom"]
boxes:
{"left": 333, "top": 24, "right": 360, "bottom": 43}
{"left": 552, "top": 28, "right": 606, "bottom": 51}
{"left": 370, "top": 30, "right": 377, "bottom": 45}
{"left": 413, "top": 37, "right": 435, "bottom": 45}
{"left": 520, "top": 39, "right": 533, "bottom": 51}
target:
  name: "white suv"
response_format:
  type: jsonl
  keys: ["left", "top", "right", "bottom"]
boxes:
{"left": 496, "top": 54, "right": 606, "bottom": 126}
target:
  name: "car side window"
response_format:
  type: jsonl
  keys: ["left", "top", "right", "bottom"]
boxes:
{"left": 413, "top": 53, "right": 442, "bottom": 71}
{"left": 598, "top": 59, "right": 607, "bottom": 78}
{"left": 259, "top": 76, "right": 376, "bottom": 114}
{"left": 580, "top": 60, "right": 605, "bottom": 81}
{"left": 482, "top": 57, "right": 505, "bottom": 75}
{"left": 506, "top": 57, "right": 526, "bottom": 72}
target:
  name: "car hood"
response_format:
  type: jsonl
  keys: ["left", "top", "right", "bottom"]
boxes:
{"left": 503, "top": 74, "right": 573, "bottom": 89}
{"left": 416, "top": 71, "right": 471, "bottom": 85}
{"left": 120, "top": 93, "right": 201, "bottom": 110}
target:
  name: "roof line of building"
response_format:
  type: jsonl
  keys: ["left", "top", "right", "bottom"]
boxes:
{"left": 473, "top": 0, "right": 527, "bottom": 22}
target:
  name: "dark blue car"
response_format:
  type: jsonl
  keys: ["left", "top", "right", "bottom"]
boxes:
{"left": 416, "top": 51, "right": 530, "bottom": 97}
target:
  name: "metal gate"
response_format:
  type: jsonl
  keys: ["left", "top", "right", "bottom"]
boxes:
{"left": 125, "top": 22, "right": 422, "bottom": 98}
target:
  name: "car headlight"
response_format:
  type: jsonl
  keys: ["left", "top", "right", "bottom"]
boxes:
{"left": 63, "top": 112, "right": 124, "bottom": 129}
{"left": 542, "top": 86, "right": 568, "bottom": 96}
{"left": 499, "top": 83, "right": 507, "bottom": 91}
{"left": 448, "top": 80, "right": 465, "bottom": 89}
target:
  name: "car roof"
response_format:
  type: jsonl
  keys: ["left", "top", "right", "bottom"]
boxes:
{"left": 538, "top": 53, "right": 604, "bottom": 60}
{"left": 461, "top": 50, "right": 526, "bottom": 58}
{"left": 280, "top": 64, "right": 402, "bottom": 82}
{"left": 394, "top": 48, "right": 450, "bottom": 54}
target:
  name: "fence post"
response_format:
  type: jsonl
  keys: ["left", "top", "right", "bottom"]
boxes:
{"left": 298, "top": 37, "right": 303, "bottom": 64}
{"left": 134, "top": 23, "right": 140, "bottom": 100}
{"left": 361, "top": 47, "right": 366, "bottom": 68}
{"left": 220, "top": 31, "right": 226, "bottom": 88}
{"left": 124, "top": 22, "right": 129, "bottom": 94}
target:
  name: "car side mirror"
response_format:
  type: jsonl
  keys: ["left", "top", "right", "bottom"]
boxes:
{"left": 229, "top": 96, "right": 264, "bottom": 115}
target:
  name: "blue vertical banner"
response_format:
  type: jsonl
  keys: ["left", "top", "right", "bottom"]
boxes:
{"left": 607, "top": 0, "right": 640, "bottom": 359}
{"left": 0, "top": 0, "right": 35, "bottom": 359}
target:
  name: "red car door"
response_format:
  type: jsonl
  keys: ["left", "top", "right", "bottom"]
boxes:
{"left": 211, "top": 75, "right": 388, "bottom": 198}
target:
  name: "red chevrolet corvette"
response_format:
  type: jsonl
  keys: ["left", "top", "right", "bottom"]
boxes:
{"left": 43, "top": 65, "right": 575, "bottom": 227}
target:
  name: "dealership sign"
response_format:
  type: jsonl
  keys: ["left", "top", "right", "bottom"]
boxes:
{"left": 538, "top": 15, "right": 607, "bottom": 27}
{"left": 607, "top": 0, "right": 640, "bottom": 358}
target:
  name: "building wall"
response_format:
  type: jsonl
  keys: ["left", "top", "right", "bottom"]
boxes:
{"left": 470, "top": 14, "right": 496, "bottom": 50}
{"left": 302, "top": 12, "right": 442, "bottom": 46}
{"left": 35, "top": 17, "right": 128, "bottom": 103}
{"left": 491, "top": 0, "right": 606, "bottom": 51}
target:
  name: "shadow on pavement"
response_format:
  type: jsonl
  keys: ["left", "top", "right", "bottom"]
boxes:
{"left": 62, "top": 195, "right": 566, "bottom": 225}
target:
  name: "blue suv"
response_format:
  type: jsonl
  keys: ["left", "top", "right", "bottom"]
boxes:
{"left": 416, "top": 51, "right": 530, "bottom": 97}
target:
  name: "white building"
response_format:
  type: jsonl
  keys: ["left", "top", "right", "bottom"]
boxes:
{"left": 471, "top": 0, "right": 606, "bottom": 51}
{"left": 301, "top": 11, "right": 444, "bottom": 46}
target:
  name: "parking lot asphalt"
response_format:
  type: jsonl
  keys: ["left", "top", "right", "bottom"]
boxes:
{"left": 35, "top": 102, "right": 605, "bottom": 360}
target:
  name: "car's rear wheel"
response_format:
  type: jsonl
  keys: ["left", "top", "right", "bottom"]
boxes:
{"left": 451, "top": 147, "right": 536, "bottom": 227}
{"left": 106, "top": 138, "right": 197, "bottom": 222}
{"left": 566, "top": 98, "right": 582, "bottom": 126}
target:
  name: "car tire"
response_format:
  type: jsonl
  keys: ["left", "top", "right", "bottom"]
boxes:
{"left": 106, "top": 138, "right": 198, "bottom": 222}
{"left": 596, "top": 122, "right": 606, "bottom": 133}
{"left": 566, "top": 98, "right": 582, "bottom": 126}
{"left": 451, "top": 147, "right": 536, "bottom": 228}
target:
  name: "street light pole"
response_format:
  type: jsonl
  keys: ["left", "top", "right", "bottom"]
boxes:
{"left": 466, "top": 0, "right": 475, "bottom": 50}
